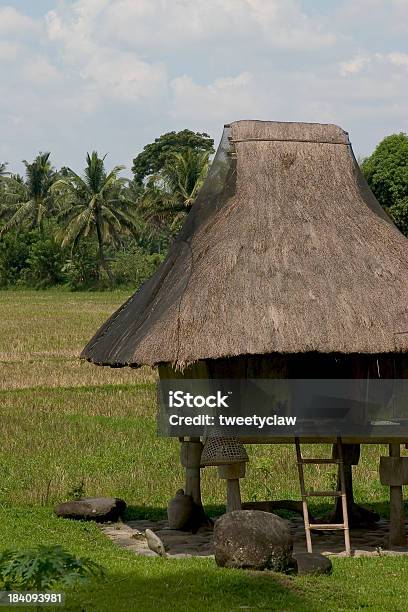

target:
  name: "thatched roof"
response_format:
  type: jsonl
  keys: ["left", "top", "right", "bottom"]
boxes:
{"left": 82, "top": 120, "right": 408, "bottom": 368}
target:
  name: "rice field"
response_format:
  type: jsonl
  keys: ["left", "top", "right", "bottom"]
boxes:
{"left": 1, "top": 289, "right": 408, "bottom": 610}
{"left": 0, "top": 289, "right": 397, "bottom": 510}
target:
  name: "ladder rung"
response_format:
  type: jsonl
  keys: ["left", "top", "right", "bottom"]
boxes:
{"left": 304, "top": 490, "right": 342, "bottom": 497}
{"left": 295, "top": 437, "right": 351, "bottom": 555}
{"left": 310, "top": 524, "right": 346, "bottom": 531}
{"left": 299, "top": 458, "right": 339, "bottom": 464}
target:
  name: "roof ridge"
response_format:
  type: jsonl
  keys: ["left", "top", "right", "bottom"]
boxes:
{"left": 230, "top": 137, "right": 349, "bottom": 145}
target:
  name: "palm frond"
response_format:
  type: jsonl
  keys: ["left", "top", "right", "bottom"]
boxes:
{"left": 0, "top": 200, "right": 36, "bottom": 236}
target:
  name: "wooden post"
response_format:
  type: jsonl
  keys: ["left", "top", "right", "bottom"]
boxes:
{"left": 180, "top": 437, "right": 203, "bottom": 507}
{"left": 389, "top": 443, "right": 406, "bottom": 548}
{"left": 295, "top": 438, "right": 313, "bottom": 553}
{"left": 332, "top": 443, "right": 360, "bottom": 522}
{"left": 336, "top": 438, "right": 351, "bottom": 556}
{"left": 226, "top": 480, "right": 241, "bottom": 512}
{"left": 218, "top": 463, "right": 246, "bottom": 512}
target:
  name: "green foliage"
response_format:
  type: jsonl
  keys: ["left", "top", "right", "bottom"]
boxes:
{"left": 0, "top": 229, "right": 163, "bottom": 291}
{"left": 111, "top": 244, "right": 165, "bottom": 288}
{"left": 162, "top": 149, "right": 210, "bottom": 207}
{"left": 132, "top": 129, "right": 214, "bottom": 185}
{"left": 24, "top": 235, "right": 65, "bottom": 288}
{"left": 0, "top": 152, "right": 55, "bottom": 236}
{"left": 0, "top": 226, "right": 65, "bottom": 288}
{"left": 139, "top": 148, "right": 210, "bottom": 239}
{"left": 0, "top": 545, "right": 104, "bottom": 591}
{"left": 361, "top": 133, "right": 408, "bottom": 208}
{"left": 0, "top": 229, "right": 34, "bottom": 286}
{"left": 2, "top": 128, "right": 407, "bottom": 291}
{"left": 62, "top": 240, "right": 100, "bottom": 290}
{"left": 386, "top": 198, "right": 408, "bottom": 235}
{"left": 52, "top": 152, "right": 137, "bottom": 282}
{"left": 361, "top": 133, "right": 408, "bottom": 234}
{"left": 0, "top": 129, "right": 214, "bottom": 290}
{"left": 24, "top": 153, "right": 55, "bottom": 202}
{"left": 67, "top": 480, "right": 86, "bottom": 501}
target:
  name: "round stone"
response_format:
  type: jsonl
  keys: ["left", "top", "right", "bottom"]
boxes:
{"left": 213, "top": 510, "right": 295, "bottom": 572}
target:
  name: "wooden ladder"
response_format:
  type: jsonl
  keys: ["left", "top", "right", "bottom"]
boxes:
{"left": 295, "top": 437, "right": 351, "bottom": 556}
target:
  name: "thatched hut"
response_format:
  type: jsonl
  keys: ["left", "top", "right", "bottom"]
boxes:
{"left": 82, "top": 121, "right": 408, "bottom": 553}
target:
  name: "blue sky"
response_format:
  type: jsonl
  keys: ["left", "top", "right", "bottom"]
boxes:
{"left": 1, "top": 0, "right": 408, "bottom": 177}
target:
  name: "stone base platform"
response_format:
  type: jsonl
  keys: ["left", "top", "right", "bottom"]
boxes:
{"left": 101, "top": 517, "right": 408, "bottom": 559}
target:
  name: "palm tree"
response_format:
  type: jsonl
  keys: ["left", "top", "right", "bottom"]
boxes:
{"left": 162, "top": 149, "right": 210, "bottom": 208}
{"left": 51, "top": 152, "right": 137, "bottom": 281}
{"left": 140, "top": 149, "right": 210, "bottom": 236}
{"left": 0, "top": 153, "right": 55, "bottom": 236}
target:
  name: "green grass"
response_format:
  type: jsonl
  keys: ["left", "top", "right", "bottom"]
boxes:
{"left": 3, "top": 506, "right": 408, "bottom": 611}
{"left": 0, "top": 289, "right": 408, "bottom": 610}
{"left": 0, "top": 381, "right": 395, "bottom": 513}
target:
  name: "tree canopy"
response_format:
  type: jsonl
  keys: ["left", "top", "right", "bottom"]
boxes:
{"left": 1, "top": 127, "right": 405, "bottom": 291}
{"left": 139, "top": 149, "right": 210, "bottom": 238}
{"left": 361, "top": 133, "right": 408, "bottom": 234}
{"left": 0, "top": 152, "right": 55, "bottom": 236}
{"left": 132, "top": 129, "right": 214, "bottom": 185}
{"left": 51, "top": 152, "right": 137, "bottom": 281}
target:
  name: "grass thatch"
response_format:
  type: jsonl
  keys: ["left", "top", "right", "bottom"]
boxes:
{"left": 82, "top": 121, "right": 408, "bottom": 368}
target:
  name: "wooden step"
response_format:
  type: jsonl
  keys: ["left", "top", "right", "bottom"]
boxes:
{"left": 304, "top": 490, "right": 342, "bottom": 497}
{"left": 299, "top": 458, "right": 339, "bottom": 464}
{"left": 310, "top": 524, "right": 346, "bottom": 531}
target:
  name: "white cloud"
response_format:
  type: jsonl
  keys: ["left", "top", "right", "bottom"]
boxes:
{"left": 387, "top": 0, "right": 408, "bottom": 32}
{"left": 169, "top": 72, "right": 262, "bottom": 121}
{"left": 82, "top": 53, "right": 167, "bottom": 102}
{"left": 22, "top": 56, "right": 61, "bottom": 84}
{"left": 45, "top": 4, "right": 167, "bottom": 104}
{"left": 339, "top": 52, "right": 408, "bottom": 77}
{"left": 1, "top": 0, "right": 408, "bottom": 176}
{"left": 0, "top": 41, "right": 19, "bottom": 61}
{"left": 339, "top": 56, "right": 371, "bottom": 76}
{"left": 99, "top": 0, "right": 336, "bottom": 50}
{"left": 244, "top": 0, "right": 336, "bottom": 48}
{"left": 337, "top": 0, "right": 386, "bottom": 19}
{"left": 336, "top": 0, "right": 408, "bottom": 36}
{"left": 41, "top": 0, "right": 336, "bottom": 112}
{"left": 0, "top": 6, "right": 37, "bottom": 36}
{"left": 45, "top": 10, "right": 65, "bottom": 41}
{"left": 387, "top": 52, "right": 408, "bottom": 68}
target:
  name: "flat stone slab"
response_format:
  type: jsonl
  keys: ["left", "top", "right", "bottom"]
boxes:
{"left": 101, "top": 520, "right": 214, "bottom": 558}
{"left": 100, "top": 516, "right": 408, "bottom": 559}
{"left": 294, "top": 552, "right": 332, "bottom": 575}
{"left": 55, "top": 497, "right": 126, "bottom": 522}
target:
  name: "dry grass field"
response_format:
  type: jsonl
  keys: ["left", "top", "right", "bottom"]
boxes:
{"left": 0, "top": 289, "right": 398, "bottom": 511}
{"left": 1, "top": 289, "right": 408, "bottom": 610}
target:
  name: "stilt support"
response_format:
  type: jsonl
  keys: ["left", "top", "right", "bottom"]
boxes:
{"left": 218, "top": 463, "right": 246, "bottom": 512}
{"left": 180, "top": 437, "right": 203, "bottom": 507}
{"left": 388, "top": 444, "right": 406, "bottom": 548}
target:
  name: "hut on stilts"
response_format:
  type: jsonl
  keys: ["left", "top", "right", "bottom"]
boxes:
{"left": 82, "top": 121, "right": 408, "bottom": 555}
